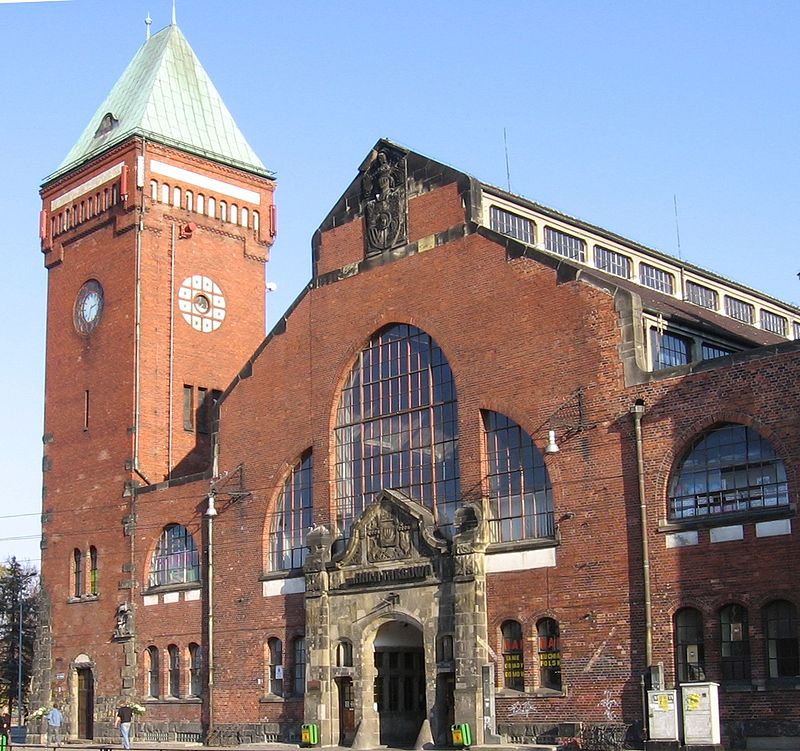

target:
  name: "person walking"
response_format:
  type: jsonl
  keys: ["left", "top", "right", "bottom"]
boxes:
{"left": 113, "top": 704, "right": 133, "bottom": 750}
{"left": 46, "top": 705, "right": 63, "bottom": 746}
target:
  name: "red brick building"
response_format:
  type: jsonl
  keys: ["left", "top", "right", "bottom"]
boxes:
{"left": 33, "top": 20, "right": 800, "bottom": 751}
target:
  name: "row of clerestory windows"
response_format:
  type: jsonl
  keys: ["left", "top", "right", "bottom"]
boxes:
{"left": 674, "top": 601, "right": 799, "bottom": 683}
{"left": 144, "top": 642, "right": 202, "bottom": 699}
{"left": 149, "top": 180, "right": 264, "bottom": 233}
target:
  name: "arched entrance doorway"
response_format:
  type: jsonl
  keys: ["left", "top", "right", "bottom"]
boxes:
{"left": 373, "top": 621, "right": 425, "bottom": 747}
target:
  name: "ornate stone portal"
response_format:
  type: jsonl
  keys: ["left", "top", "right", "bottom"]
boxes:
{"left": 303, "top": 490, "right": 493, "bottom": 748}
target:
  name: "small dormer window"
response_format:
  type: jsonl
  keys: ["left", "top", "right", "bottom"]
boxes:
{"left": 95, "top": 112, "right": 119, "bottom": 137}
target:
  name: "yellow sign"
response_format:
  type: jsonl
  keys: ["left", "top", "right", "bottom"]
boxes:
{"left": 686, "top": 693, "right": 700, "bottom": 711}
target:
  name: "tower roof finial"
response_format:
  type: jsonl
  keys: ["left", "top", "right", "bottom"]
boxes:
{"left": 145, "top": 12, "right": 152, "bottom": 40}
{"left": 172, "top": 0, "right": 177, "bottom": 25}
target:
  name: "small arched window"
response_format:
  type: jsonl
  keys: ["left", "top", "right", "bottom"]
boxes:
{"left": 168, "top": 644, "right": 180, "bottom": 697}
{"left": 537, "top": 618, "right": 562, "bottom": 691}
{"left": 269, "top": 451, "right": 313, "bottom": 571}
{"left": 253, "top": 210, "right": 260, "bottom": 232}
{"left": 669, "top": 424, "right": 788, "bottom": 519}
{"left": 764, "top": 600, "right": 799, "bottom": 678}
{"left": 89, "top": 546, "right": 98, "bottom": 595}
{"left": 172, "top": 186, "right": 181, "bottom": 207}
{"left": 268, "top": 637, "right": 283, "bottom": 696}
{"left": 150, "top": 180, "right": 158, "bottom": 201}
{"left": 230, "top": 204, "right": 238, "bottom": 224}
{"left": 185, "top": 190, "right": 193, "bottom": 212}
{"left": 73, "top": 549, "right": 84, "bottom": 597}
{"left": 207, "top": 197, "right": 216, "bottom": 218}
{"left": 720, "top": 603, "right": 750, "bottom": 681}
{"left": 501, "top": 620, "right": 524, "bottom": 691}
{"left": 196, "top": 194, "right": 204, "bottom": 215}
{"left": 149, "top": 524, "right": 200, "bottom": 587}
{"left": 189, "top": 643, "right": 202, "bottom": 696}
{"left": 484, "top": 410, "right": 554, "bottom": 542}
{"left": 674, "top": 607, "right": 705, "bottom": 682}
{"left": 336, "top": 640, "right": 353, "bottom": 667}
{"left": 241, "top": 207, "right": 248, "bottom": 228}
{"left": 147, "top": 645, "right": 160, "bottom": 698}
{"left": 219, "top": 201, "right": 228, "bottom": 222}
{"left": 161, "top": 184, "right": 170, "bottom": 204}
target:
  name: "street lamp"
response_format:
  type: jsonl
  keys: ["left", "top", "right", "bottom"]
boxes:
{"left": 17, "top": 595, "right": 23, "bottom": 725}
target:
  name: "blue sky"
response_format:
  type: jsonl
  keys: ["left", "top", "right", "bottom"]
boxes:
{"left": 1, "top": 0, "right": 798, "bottom": 568}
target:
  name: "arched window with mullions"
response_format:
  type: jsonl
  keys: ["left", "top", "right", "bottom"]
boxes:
{"left": 669, "top": 423, "right": 788, "bottom": 520}
{"left": 501, "top": 620, "right": 524, "bottom": 691}
{"left": 335, "top": 324, "right": 460, "bottom": 546}
{"left": 720, "top": 603, "right": 750, "bottom": 682}
{"left": 483, "top": 411, "right": 554, "bottom": 542}
{"left": 147, "top": 645, "right": 160, "bottom": 698}
{"left": 149, "top": 524, "right": 200, "bottom": 587}
{"left": 269, "top": 451, "right": 313, "bottom": 571}
{"left": 537, "top": 618, "right": 562, "bottom": 691}
{"left": 268, "top": 637, "right": 283, "bottom": 696}
{"left": 168, "top": 644, "right": 180, "bottom": 697}
{"left": 189, "top": 643, "right": 202, "bottom": 697}
{"left": 674, "top": 607, "right": 705, "bottom": 682}
{"left": 764, "top": 600, "right": 799, "bottom": 678}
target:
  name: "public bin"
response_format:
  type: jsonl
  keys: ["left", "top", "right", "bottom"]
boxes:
{"left": 451, "top": 723, "right": 472, "bottom": 748}
{"left": 300, "top": 723, "right": 319, "bottom": 747}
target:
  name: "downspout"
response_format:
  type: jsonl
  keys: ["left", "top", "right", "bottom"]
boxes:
{"left": 168, "top": 222, "right": 176, "bottom": 477}
{"left": 204, "top": 438, "right": 220, "bottom": 741}
{"left": 630, "top": 400, "right": 653, "bottom": 666}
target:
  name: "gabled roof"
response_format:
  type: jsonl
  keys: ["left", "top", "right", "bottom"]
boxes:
{"left": 49, "top": 23, "right": 270, "bottom": 182}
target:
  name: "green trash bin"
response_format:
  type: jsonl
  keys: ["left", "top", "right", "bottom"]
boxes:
{"left": 451, "top": 723, "right": 472, "bottom": 748}
{"left": 301, "top": 723, "right": 319, "bottom": 747}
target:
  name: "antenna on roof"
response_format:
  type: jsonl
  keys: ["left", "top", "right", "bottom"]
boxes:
{"left": 145, "top": 12, "right": 152, "bottom": 40}
{"left": 503, "top": 128, "right": 512, "bottom": 193}
{"left": 673, "top": 194, "right": 682, "bottom": 260}
{"left": 172, "top": 0, "right": 177, "bottom": 25}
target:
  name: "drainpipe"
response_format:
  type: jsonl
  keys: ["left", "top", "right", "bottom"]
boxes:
{"left": 630, "top": 400, "right": 653, "bottom": 667}
{"left": 205, "top": 489, "right": 217, "bottom": 742}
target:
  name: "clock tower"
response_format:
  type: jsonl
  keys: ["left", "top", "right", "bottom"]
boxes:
{"left": 36, "top": 20, "right": 274, "bottom": 734}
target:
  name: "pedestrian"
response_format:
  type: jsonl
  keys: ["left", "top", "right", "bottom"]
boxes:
{"left": 113, "top": 703, "right": 133, "bottom": 750}
{"left": 0, "top": 712, "right": 10, "bottom": 750}
{"left": 46, "top": 705, "right": 63, "bottom": 746}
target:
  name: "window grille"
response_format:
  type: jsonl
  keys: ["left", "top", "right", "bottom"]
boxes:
{"left": 544, "top": 227, "right": 585, "bottom": 261}
{"left": 593, "top": 245, "right": 631, "bottom": 278}
{"left": 685, "top": 281, "right": 719, "bottom": 310}
{"left": 640, "top": 263, "right": 675, "bottom": 294}
{"left": 489, "top": 206, "right": 534, "bottom": 244}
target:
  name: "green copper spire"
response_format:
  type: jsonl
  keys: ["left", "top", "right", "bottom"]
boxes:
{"left": 52, "top": 24, "right": 269, "bottom": 180}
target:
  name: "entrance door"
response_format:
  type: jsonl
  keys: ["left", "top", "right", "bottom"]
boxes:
{"left": 336, "top": 677, "right": 356, "bottom": 746}
{"left": 77, "top": 668, "right": 94, "bottom": 739}
{"left": 374, "top": 647, "right": 426, "bottom": 746}
{"left": 434, "top": 672, "right": 455, "bottom": 746}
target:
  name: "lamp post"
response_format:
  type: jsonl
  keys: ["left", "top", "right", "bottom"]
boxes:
{"left": 17, "top": 594, "right": 23, "bottom": 725}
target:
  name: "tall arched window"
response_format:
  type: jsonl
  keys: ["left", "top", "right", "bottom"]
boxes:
{"left": 336, "top": 640, "right": 353, "bottom": 667}
{"left": 253, "top": 210, "right": 260, "bottom": 232}
{"left": 241, "top": 207, "right": 249, "bottom": 228}
{"left": 189, "top": 643, "right": 202, "bottom": 697}
{"left": 720, "top": 603, "right": 750, "bottom": 681}
{"left": 150, "top": 180, "right": 158, "bottom": 201}
{"left": 764, "top": 600, "right": 799, "bottom": 678}
{"left": 674, "top": 607, "right": 705, "bottom": 682}
{"left": 292, "top": 636, "right": 306, "bottom": 696}
{"left": 73, "top": 549, "right": 84, "bottom": 597}
{"left": 219, "top": 201, "right": 228, "bottom": 221}
{"left": 168, "top": 644, "right": 180, "bottom": 697}
{"left": 269, "top": 451, "right": 313, "bottom": 571}
{"left": 89, "top": 546, "right": 98, "bottom": 595}
{"left": 268, "top": 637, "right": 283, "bottom": 696}
{"left": 537, "top": 618, "right": 562, "bottom": 691}
{"left": 230, "top": 204, "right": 238, "bottom": 224}
{"left": 196, "top": 194, "right": 204, "bottom": 214}
{"left": 185, "top": 190, "right": 193, "bottom": 212}
{"left": 147, "top": 645, "right": 160, "bottom": 698}
{"left": 501, "top": 620, "right": 524, "bottom": 691}
{"left": 161, "top": 183, "right": 170, "bottom": 204}
{"left": 207, "top": 197, "right": 216, "bottom": 218}
{"left": 335, "top": 324, "right": 459, "bottom": 545}
{"left": 149, "top": 524, "right": 200, "bottom": 587}
{"left": 669, "top": 424, "right": 788, "bottom": 519}
{"left": 484, "top": 410, "right": 554, "bottom": 542}
{"left": 172, "top": 186, "right": 181, "bottom": 207}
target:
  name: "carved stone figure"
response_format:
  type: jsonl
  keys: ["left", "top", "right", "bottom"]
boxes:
{"left": 113, "top": 602, "right": 132, "bottom": 639}
{"left": 362, "top": 148, "right": 407, "bottom": 254}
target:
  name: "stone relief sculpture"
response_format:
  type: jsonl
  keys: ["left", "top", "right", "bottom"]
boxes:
{"left": 362, "top": 148, "right": 408, "bottom": 255}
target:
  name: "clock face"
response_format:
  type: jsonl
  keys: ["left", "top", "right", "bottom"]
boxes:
{"left": 177, "top": 275, "right": 226, "bottom": 333}
{"left": 74, "top": 280, "right": 104, "bottom": 334}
